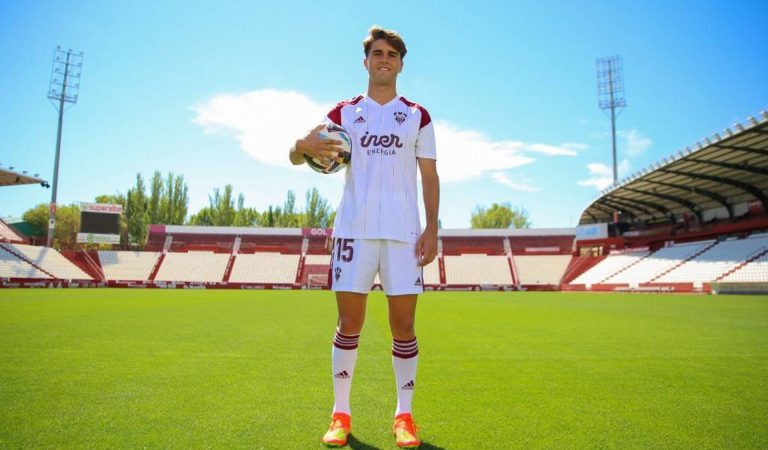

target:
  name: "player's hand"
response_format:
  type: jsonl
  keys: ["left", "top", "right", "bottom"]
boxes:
{"left": 415, "top": 227, "right": 438, "bottom": 266}
{"left": 297, "top": 124, "right": 346, "bottom": 164}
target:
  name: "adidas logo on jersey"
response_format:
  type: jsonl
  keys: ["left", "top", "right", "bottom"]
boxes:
{"left": 401, "top": 380, "right": 415, "bottom": 390}
{"left": 335, "top": 370, "right": 350, "bottom": 379}
{"left": 354, "top": 116, "right": 366, "bottom": 123}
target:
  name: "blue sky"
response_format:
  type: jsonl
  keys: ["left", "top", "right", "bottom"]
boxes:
{"left": 1, "top": 0, "right": 766, "bottom": 228}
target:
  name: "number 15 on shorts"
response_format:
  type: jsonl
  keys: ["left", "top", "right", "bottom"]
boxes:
{"left": 334, "top": 238, "right": 354, "bottom": 262}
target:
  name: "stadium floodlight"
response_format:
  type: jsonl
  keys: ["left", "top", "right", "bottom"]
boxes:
{"left": 46, "top": 46, "right": 83, "bottom": 247}
{"left": 596, "top": 55, "right": 627, "bottom": 187}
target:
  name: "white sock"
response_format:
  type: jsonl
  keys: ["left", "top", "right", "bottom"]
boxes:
{"left": 392, "top": 337, "right": 419, "bottom": 416}
{"left": 331, "top": 329, "right": 359, "bottom": 415}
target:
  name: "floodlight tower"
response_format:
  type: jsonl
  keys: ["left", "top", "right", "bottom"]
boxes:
{"left": 46, "top": 47, "right": 83, "bottom": 247}
{"left": 596, "top": 55, "right": 627, "bottom": 186}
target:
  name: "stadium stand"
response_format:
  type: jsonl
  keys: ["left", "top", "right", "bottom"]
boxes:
{"left": 2, "top": 243, "right": 91, "bottom": 279}
{"left": 0, "top": 246, "right": 51, "bottom": 279}
{"left": 570, "top": 250, "right": 650, "bottom": 286}
{"left": 99, "top": 251, "right": 160, "bottom": 281}
{"left": 423, "top": 256, "right": 441, "bottom": 285}
{"left": 0, "top": 218, "right": 26, "bottom": 243}
{"left": 719, "top": 250, "right": 768, "bottom": 283}
{"left": 603, "top": 240, "right": 714, "bottom": 285}
{"left": 444, "top": 254, "right": 513, "bottom": 285}
{"left": 514, "top": 255, "right": 572, "bottom": 286}
{"left": 229, "top": 253, "right": 300, "bottom": 284}
{"left": 654, "top": 235, "right": 768, "bottom": 284}
{"left": 154, "top": 252, "right": 230, "bottom": 282}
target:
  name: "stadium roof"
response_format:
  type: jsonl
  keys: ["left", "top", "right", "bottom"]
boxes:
{"left": 579, "top": 111, "right": 768, "bottom": 225}
{"left": 0, "top": 165, "right": 49, "bottom": 187}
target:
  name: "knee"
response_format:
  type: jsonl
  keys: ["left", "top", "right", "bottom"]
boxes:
{"left": 337, "top": 315, "right": 364, "bottom": 335}
{"left": 390, "top": 316, "right": 415, "bottom": 340}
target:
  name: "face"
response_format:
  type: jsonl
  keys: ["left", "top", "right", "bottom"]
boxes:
{"left": 364, "top": 39, "right": 403, "bottom": 84}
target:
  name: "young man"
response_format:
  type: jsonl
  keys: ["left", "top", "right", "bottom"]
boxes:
{"left": 289, "top": 26, "right": 439, "bottom": 449}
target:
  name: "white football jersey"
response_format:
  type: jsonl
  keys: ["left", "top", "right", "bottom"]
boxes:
{"left": 324, "top": 94, "right": 437, "bottom": 243}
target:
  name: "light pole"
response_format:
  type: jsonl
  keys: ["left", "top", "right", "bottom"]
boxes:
{"left": 46, "top": 46, "right": 83, "bottom": 247}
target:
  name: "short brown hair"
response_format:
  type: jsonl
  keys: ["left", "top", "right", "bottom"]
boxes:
{"left": 363, "top": 25, "right": 407, "bottom": 59}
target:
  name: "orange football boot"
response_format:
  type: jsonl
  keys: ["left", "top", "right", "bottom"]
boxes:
{"left": 322, "top": 412, "right": 351, "bottom": 447}
{"left": 392, "top": 413, "right": 420, "bottom": 448}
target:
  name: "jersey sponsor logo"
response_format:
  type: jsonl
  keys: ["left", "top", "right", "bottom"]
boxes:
{"left": 354, "top": 115, "right": 366, "bottom": 123}
{"left": 394, "top": 111, "right": 407, "bottom": 125}
{"left": 360, "top": 132, "right": 404, "bottom": 149}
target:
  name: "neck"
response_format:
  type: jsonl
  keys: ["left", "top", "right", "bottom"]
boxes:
{"left": 367, "top": 82, "right": 397, "bottom": 105}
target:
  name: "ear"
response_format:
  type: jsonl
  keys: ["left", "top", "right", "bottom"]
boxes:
{"left": 363, "top": 57, "right": 369, "bottom": 70}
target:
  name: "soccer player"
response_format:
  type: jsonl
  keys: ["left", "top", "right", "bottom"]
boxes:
{"left": 289, "top": 26, "right": 439, "bottom": 449}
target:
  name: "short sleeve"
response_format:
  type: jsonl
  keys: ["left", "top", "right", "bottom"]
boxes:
{"left": 415, "top": 121, "right": 437, "bottom": 160}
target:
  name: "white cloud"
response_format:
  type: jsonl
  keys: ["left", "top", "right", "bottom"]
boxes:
{"left": 432, "top": 122, "right": 536, "bottom": 182}
{"left": 191, "top": 89, "right": 330, "bottom": 168}
{"left": 491, "top": 172, "right": 539, "bottom": 192}
{"left": 621, "top": 129, "right": 652, "bottom": 157}
{"left": 578, "top": 159, "right": 631, "bottom": 191}
{"left": 191, "top": 89, "right": 581, "bottom": 184}
{"left": 524, "top": 143, "right": 578, "bottom": 156}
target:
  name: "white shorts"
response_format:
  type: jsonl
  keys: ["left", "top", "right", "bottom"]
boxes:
{"left": 330, "top": 238, "right": 424, "bottom": 296}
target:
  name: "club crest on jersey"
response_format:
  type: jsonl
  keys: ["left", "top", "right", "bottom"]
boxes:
{"left": 394, "top": 111, "right": 407, "bottom": 125}
{"left": 335, "top": 267, "right": 342, "bottom": 281}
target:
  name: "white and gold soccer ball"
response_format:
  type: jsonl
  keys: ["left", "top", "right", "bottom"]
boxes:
{"left": 304, "top": 123, "right": 352, "bottom": 174}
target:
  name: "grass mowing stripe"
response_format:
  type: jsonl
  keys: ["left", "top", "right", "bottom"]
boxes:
{"left": 1, "top": 290, "right": 766, "bottom": 449}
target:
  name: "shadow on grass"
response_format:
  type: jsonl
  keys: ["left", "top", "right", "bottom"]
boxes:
{"left": 346, "top": 434, "right": 381, "bottom": 449}
{"left": 344, "top": 435, "right": 444, "bottom": 450}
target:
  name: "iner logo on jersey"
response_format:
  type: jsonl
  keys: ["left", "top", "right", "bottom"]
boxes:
{"left": 360, "top": 132, "right": 404, "bottom": 149}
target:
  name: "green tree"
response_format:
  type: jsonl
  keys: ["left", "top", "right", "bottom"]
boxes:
{"left": 21, "top": 203, "right": 81, "bottom": 248}
{"left": 274, "top": 190, "right": 301, "bottom": 227}
{"left": 148, "top": 171, "right": 163, "bottom": 224}
{"left": 302, "top": 187, "right": 332, "bottom": 228}
{"left": 21, "top": 204, "right": 49, "bottom": 237}
{"left": 126, "top": 174, "right": 149, "bottom": 246}
{"left": 234, "top": 194, "right": 261, "bottom": 226}
{"left": 189, "top": 184, "right": 242, "bottom": 226}
{"left": 470, "top": 203, "right": 531, "bottom": 229}
{"left": 144, "top": 171, "right": 188, "bottom": 225}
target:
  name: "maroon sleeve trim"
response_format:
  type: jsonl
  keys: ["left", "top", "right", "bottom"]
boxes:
{"left": 327, "top": 95, "right": 364, "bottom": 126}
{"left": 399, "top": 97, "right": 432, "bottom": 129}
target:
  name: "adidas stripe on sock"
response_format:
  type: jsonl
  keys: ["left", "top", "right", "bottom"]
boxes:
{"left": 332, "top": 329, "right": 360, "bottom": 415}
{"left": 392, "top": 337, "right": 418, "bottom": 415}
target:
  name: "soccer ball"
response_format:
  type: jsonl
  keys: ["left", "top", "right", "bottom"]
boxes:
{"left": 304, "top": 123, "right": 352, "bottom": 174}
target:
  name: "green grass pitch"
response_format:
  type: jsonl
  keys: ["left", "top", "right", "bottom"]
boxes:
{"left": 1, "top": 289, "right": 767, "bottom": 449}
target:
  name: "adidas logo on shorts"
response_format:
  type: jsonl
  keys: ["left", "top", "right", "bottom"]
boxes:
{"left": 414, "top": 277, "right": 422, "bottom": 286}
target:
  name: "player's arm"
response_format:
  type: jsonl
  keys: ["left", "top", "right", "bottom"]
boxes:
{"left": 416, "top": 157, "right": 440, "bottom": 266}
{"left": 289, "top": 124, "right": 344, "bottom": 166}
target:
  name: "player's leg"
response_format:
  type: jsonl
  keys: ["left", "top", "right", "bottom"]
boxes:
{"left": 387, "top": 294, "right": 419, "bottom": 413}
{"left": 380, "top": 240, "right": 423, "bottom": 448}
{"left": 331, "top": 291, "right": 367, "bottom": 414}
{"left": 324, "top": 239, "right": 378, "bottom": 446}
